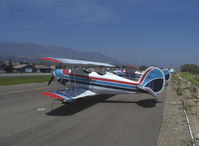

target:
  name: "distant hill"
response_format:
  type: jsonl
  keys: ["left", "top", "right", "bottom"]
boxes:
{"left": 0, "top": 42, "right": 119, "bottom": 64}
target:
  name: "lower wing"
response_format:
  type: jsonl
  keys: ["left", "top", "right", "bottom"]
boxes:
{"left": 42, "top": 89, "right": 97, "bottom": 102}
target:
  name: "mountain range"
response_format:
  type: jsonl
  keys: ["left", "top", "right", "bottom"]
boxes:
{"left": 0, "top": 42, "right": 119, "bottom": 64}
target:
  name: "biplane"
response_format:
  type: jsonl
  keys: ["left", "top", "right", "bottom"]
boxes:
{"left": 114, "top": 69, "right": 143, "bottom": 81}
{"left": 114, "top": 68, "right": 170, "bottom": 82}
{"left": 41, "top": 57, "right": 165, "bottom": 103}
{"left": 162, "top": 69, "right": 171, "bottom": 81}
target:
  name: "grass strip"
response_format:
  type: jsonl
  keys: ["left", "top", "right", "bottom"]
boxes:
{"left": 0, "top": 75, "right": 51, "bottom": 86}
{"left": 180, "top": 72, "right": 199, "bottom": 87}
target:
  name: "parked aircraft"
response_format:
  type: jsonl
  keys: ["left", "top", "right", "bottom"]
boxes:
{"left": 162, "top": 69, "right": 171, "bottom": 81}
{"left": 113, "top": 69, "right": 143, "bottom": 81}
{"left": 114, "top": 68, "right": 171, "bottom": 82}
{"left": 41, "top": 57, "right": 165, "bottom": 103}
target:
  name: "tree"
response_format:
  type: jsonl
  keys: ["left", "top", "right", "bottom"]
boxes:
{"left": 8, "top": 58, "right": 12, "bottom": 66}
{"left": 181, "top": 64, "right": 199, "bottom": 74}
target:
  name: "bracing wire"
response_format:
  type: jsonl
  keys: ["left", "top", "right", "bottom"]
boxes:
{"left": 73, "top": 66, "right": 78, "bottom": 96}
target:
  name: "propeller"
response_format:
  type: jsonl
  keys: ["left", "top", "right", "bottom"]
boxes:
{"left": 48, "top": 74, "right": 54, "bottom": 86}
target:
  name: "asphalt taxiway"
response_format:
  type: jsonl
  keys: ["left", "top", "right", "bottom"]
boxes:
{"left": 0, "top": 83, "right": 166, "bottom": 146}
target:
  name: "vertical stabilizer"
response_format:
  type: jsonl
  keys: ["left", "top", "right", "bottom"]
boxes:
{"left": 138, "top": 67, "right": 165, "bottom": 96}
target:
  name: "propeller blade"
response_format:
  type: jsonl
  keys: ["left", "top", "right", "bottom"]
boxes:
{"left": 48, "top": 75, "right": 54, "bottom": 86}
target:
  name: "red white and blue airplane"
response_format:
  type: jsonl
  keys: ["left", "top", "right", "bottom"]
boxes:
{"left": 114, "top": 69, "right": 143, "bottom": 81}
{"left": 114, "top": 68, "right": 170, "bottom": 82}
{"left": 162, "top": 69, "right": 171, "bottom": 81}
{"left": 41, "top": 57, "right": 165, "bottom": 103}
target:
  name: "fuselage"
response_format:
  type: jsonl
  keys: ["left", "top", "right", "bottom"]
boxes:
{"left": 114, "top": 69, "right": 143, "bottom": 81}
{"left": 54, "top": 69, "right": 140, "bottom": 94}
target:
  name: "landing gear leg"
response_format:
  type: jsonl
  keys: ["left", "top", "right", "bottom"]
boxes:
{"left": 153, "top": 97, "right": 158, "bottom": 103}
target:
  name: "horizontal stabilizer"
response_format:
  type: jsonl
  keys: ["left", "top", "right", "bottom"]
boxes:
{"left": 42, "top": 91, "right": 74, "bottom": 102}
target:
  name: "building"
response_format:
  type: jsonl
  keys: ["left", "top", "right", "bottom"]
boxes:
{"left": 0, "top": 65, "right": 6, "bottom": 73}
{"left": 13, "top": 64, "right": 37, "bottom": 73}
{"left": 0, "top": 64, "right": 12, "bottom": 73}
{"left": 34, "top": 64, "right": 52, "bottom": 73}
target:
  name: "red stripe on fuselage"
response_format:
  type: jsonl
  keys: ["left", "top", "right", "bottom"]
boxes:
{"left": 61, "top": 69, "right": 139, "bottom": 86}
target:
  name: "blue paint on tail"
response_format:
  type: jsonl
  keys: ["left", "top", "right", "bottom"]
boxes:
{"left": 138, "top": 67, "right": 165, "bottom": 96}
{"left": 162, "top": 69, "right": 170, "bottom": 81}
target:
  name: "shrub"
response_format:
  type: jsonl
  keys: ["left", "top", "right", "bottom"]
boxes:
{"left": 176, "top": 87, "right": 183, "bottom": 96}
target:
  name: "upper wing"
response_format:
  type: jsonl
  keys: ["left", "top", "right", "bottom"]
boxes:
{"left": 41, "top": 57, "right": 114, "bottom": 67}
{"left": 42, "top": 89, "right": 97, "bottom": 102}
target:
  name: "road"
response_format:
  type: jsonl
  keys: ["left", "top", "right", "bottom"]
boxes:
{"left": 0, "top": 83, "right": 166, "bottom": 146}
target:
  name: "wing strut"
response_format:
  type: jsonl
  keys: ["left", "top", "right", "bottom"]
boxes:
{"left": 73, "top": 66, "right": 78, "bottom": 96}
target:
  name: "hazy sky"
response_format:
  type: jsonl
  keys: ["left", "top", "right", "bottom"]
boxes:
{"left": 0, "top": 0, "right": 198, "bottom": 67}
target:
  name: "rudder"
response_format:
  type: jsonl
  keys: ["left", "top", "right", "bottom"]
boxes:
{"left": 138, "top": 67, "right": 165, "bottom": 96}
{"left": 162, "top": 69, "right": 171, "bottom": 81}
